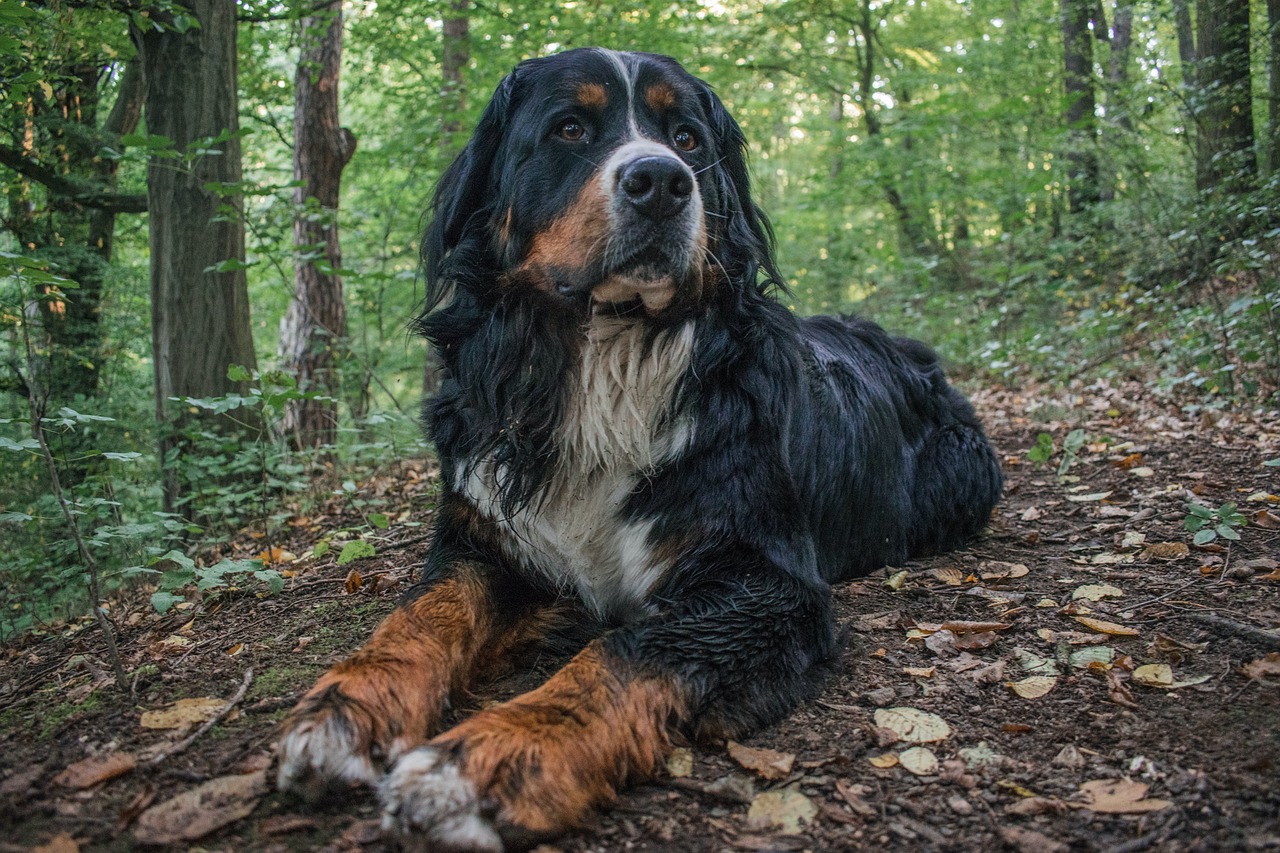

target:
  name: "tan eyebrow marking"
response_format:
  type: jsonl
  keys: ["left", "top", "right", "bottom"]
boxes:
{"left": 575, "top": 82, "right": 608, "bottom": 110}
{"left": 644, "top": 83, "right": 677, "bottom": 113}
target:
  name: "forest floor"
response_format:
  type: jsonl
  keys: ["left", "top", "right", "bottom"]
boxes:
{"left": 2, "top": 380, "right": 1279, "bottom": 853}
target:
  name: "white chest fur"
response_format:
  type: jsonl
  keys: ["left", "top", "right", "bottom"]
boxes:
{"left": 459, "top": 317, "right": 695, "bottom": 620}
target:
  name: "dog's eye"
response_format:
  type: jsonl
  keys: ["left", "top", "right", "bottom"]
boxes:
{"left": 672, "top": 128, "right": 698, "bottom": 152}
{"left": 557, "top": 120, "right": 586, "bottom": 142}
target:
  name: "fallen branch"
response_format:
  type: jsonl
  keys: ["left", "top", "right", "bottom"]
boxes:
{"left": 145, "top": 668, "right": 254, "bottom": 768}
{"left": 1183, "top": 614, "right": 1280, "bottom": 650}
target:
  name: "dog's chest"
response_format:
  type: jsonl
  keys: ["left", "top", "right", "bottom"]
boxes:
{"left": 460, "top": 319, "right": 694, "bottom": 620}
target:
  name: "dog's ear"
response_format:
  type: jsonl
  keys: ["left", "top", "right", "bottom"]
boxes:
{"left": 421, "top": 72, "right": 517, "bottom": 310}
{"left": 698, "top": 83, "right": 785, "bottom": 293}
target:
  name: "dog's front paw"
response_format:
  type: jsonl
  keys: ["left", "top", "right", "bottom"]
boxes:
{"left": 277, "top": 689, "right": 384, "bottom": 802}
{"left": 380, "top": 747, "right": 503, "bottom": 853}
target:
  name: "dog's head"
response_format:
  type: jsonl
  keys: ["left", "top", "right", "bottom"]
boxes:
{"left": 423, "top": 49, "right": 782, "bottom": 319}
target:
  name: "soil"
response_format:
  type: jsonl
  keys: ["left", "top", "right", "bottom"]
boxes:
{"left": 2, "top": 380, "right": 1279, "bottom": 853}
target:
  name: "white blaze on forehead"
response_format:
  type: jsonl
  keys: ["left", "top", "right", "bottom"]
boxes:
{"left": 596, "top": 48, "right": 641, "bottom": 138}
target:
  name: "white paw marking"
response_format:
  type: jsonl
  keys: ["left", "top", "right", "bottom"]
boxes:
{"left": 276, "top": 714, "right": 378, "bottom": 801}
{"left": 380, "top": 747, "right": 502, "bottom": 853}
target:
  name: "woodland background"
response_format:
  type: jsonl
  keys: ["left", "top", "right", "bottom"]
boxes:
{"left": 0, "top": 0, "right": 1277, "bottom": 653}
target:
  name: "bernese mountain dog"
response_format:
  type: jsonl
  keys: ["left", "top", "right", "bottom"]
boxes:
{"left": 277, "top": 48, "right": 1002, "bottom": 851}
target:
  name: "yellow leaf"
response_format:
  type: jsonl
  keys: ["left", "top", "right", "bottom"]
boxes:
{"left": 1072, "top": 616, "right": 1139, "bottom": 636}
{"left": 898, "top": 746, "right": 938, "bottom": 776}
{"left": 868, "top": 752, "right": 899, "bottom": 768}
{"left": 1007, "top": 675, "right": 1058, "bottom": 699}
{"left": 903, "top": 666, "right": 937, "bottom": 678}
{"left": 727, "top": 741, "right": 795, "bottom": 780}
{"left": 979, "top": 561, "right": 1029, "bottom": 580}
{"left": 1072, "top": 583, "right": 1123, "bottom": 602}
{"left": 140, "top": 698, "right": 234, "bottom": 730}
{"left": 666, "top": 747, "right": 693, "bottom": 778}
{"left": 874, "top": 707, "right": 952, "bottom": 743}
{"left": 745, "top": 786, "right": 816, "bottom": 834}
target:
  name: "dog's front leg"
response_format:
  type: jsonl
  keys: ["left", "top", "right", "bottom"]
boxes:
{"left": 381, "top": 562, "right": 835, "bottom": 852}
{"left": 277, "top": 559, "right": 535, "bottom": 801}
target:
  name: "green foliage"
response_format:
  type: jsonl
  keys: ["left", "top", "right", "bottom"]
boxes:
{"left": 1183, "top": 501, "right": 1247, "bottom": 546}
{"left": 1026, "top": 429, "right": 1086, "bottom": 478}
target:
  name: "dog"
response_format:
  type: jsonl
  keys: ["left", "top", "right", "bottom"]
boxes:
{"left": 276, "top": 48, "right": 1002, "bottom": 851}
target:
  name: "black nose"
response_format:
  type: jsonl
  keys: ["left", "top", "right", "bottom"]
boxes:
{"left": 618, "top": 156, "right": 693, "bottom": 220}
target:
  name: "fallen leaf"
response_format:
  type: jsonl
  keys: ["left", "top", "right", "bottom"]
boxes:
{"left": 1072, "top": 583, "right": 1124, "bottom": 602}
{"left": 116, "top": 783, "right": 157, "bottom": 832}
{"left": 1241, "top": 653, "right": 1280, "bottom": 682}
{"left": 1112, "top": 452, "right": 1144, "bottom": 470}
{"left": 959, "top": 743, "right": 1005, "bottom": 770}
{"left": 1132, "top": 663, "right": 1212, "bottom": 689}
{"left": 54, "top": 751, "right": 136, "bottom": 789}
{"left": 140, "top": 697, "right": 233, "bottom": 730}
{"left": 1068, "top": 646, "right": 1116, "bottom": 669}
{"left": 1072, "top": 616, "right": 1140, "bottom": 636}
{"left": 979, "top": 561, "right": 1029, "bottom": 580}
{"left": 929, "top": 567, "right": 965, "bottom": 586}
{"left": 868, "top": 753, "right": 899, "bottom": 768}
{"left": 727, "top": 742, "right": 794, "bottom": 781}
{"left": 1078, "top": 778, "right": 1171, "bottom": 814}
{"left": 31, "top": 833, "right": 78, "bottom": 853}
{"left": 955, "top": 631, "right": 1000, "bottom": 650}
{"left": 745, "top": 786, "right": 816, "bottom": 834}
{"left": 343, "top": 568, "right": 363, "bottom": 594}
{"left": 1007, "top": 675, "right": 1058, "bottom": 699}
{"left": 260, "top": 815, "right": 320, "bottom": 836}
{"left": 1130, "top": 466, "right": 1154, "bottom": 478}
{"left": 903, "top": 666, "right": 937, "bottom": 678}
{"left": 1000, "top": 826, "right": 1069, "bottom": 853}
{"left": 133, "top": 770, "right": 269, "bottom": 845}
{"left": 1052, "top": 745, "right": 1086, "bottom": 768}
{"left": 1005, "top": 796, "right": 1068, "bottom": 816}
{"left": 873, "top": 707, "right": 952, "bottom": 743}
{"left": 1067, "top": 491, "right": 1112, "bottom": 502}
{"left": 1255, "top": 509, "right": 1280, "bottom": 530}
{"left": 666, "top": 747, "right": 694, "bottom": 778}
{"left": 1091, "top": 552, "right": 1133, "bottom": 565}
{"left": 1019, "top": 507, "right": 1044, "bottom": 521}
{"left": 835, "top": 779, "right": 876, "bottom": 816}
{"left": 1014, "top": 648, "right": 1060, "bottom": 676}
{"left": 941, "top": 620, "right": 1013, "bottom": 633}
{"left": 1143, "top": 542, "right": 1190, "bottom": 560}
{"left": 898, "top": 746, "right": 939, "bottom": 776}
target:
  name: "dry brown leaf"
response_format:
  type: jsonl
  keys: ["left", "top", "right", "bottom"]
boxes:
{"left": 929, "top": 567, "right": 966, "bottom": 586}
{"left": 133, "top": 770, "right": 268, "bottom": 845}
{"left": 140, "top": 697, "right": 233, "bottom": 731}
{"left": 1019, "top": 506, "right": 1044, "bottom": 521}
{"left": 1067, "top": 491, "right": 1112, "bottom": 502}
{"left": 1143, "top": 542, "right": 1190, "bottom": 560}
{"left": 954, "top": 631, "right": 1000, "bottom": 651}
{"left": 1112, "top": 452, "right": 1144, "bottom": 470}
{"left": 873, "top": 707, "right": 953, "bottom": 743}
{"left": 834, "top": 780, "right": 876, "bottom": 816}
{"left": 54, "top": 751, "right": 135, "bottom": 789}
{"left": 1242, "top": 653, "right": 1280, "bottom": 682}
{"left": 1079, "top": 778, "right": 1171, "bottom": 814}
{"left": 1005, "top": 796, "right": 1068, "bottom": 816}
{"left": 867, "top": 753, "right": 899, "bottom": 768}
{"left": 1007, "top": 675, "right": 1058, "bottom": 699}
{"left": 1000, "top": 826, "right": 1069, "bottom": 853}
{"left": 726, "top": 741, "right": 794, "bottom": 781}
{"left": 343, "top": 568, "right": 363, "bottom": 594}
{"left": 1072, "top": 616, "right": 1139, "bottom": 636}
{"left": 31, "top": 833, "right": 79, "bottom": 853}
{"left": 903, "top": 666, "right": 937, "bottom": 678}
{"left": 979, "top": 561, "right": 1029, "bottom": 580}
{"left": 942, "top": 620, "right": 1013, "bottom": 633}
{"left": 745, "top": 786, "right": 816, "bottom": 834}
{"left": 666, "top": 747, "right": 694, "bottom": 778}
{"left": 1255, "top": 509, "right": 1280, "bottom": 530}
{"left": 1072, "top": 583, "right": 1123, "bottom": 601}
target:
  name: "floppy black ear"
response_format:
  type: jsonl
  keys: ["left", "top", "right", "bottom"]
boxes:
{"left": 421, "top": 73, "right": 517, "bottom": 310}
{"left": 698, "top": 84, "right": 785, "bottom": 293}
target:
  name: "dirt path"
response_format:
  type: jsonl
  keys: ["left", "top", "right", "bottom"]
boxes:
{"left": 3, "top": 382, "right": 1278, "bottom": 852}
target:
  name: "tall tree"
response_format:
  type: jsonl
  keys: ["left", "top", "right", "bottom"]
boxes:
{"left": 279, "top": 0, "right": 356, "bottom": 449}
{"left": 1061, "top": 0, "right": 1099, "bottom": 212}
{"left": 1267, "top": 0, "right": 1280, "bottom": 174}
{"left": 137, "top": 0, "right": 258, "bottom": 511}
{"left": 1191, "top": 0, "right": 1256, "bottom": 192}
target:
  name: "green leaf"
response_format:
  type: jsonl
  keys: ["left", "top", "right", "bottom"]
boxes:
{"left": 150, "top": 591, "right": 184, "bottom": 614}
{"left": 312, "top": 540, "right": 330, "bottom": 559}
{"left": 102, "top": 452, "right": 142, "bottom": 462}
{"left": 1192, "top": 529, "right": 1217, "bottom": 545}
{"left": 0, "top": 511, "right": 34, "bottom": 524}
{"left": 254, "top": 569, "right": 285, "bottom": 594}
{"left": 1264, "top": 458, "right": 1280, "bottom": 468}
{"left": 227, "top": 364, "right": 252, "bottom": 382}
{"left": 1186, "top": 503, "right": 1215, "bottom": 519}
{"left": 337, "top": 540, "right": 376, "bottom": 566}
{"left": 0, "top": 437, "right": 40, "bottom": 452}
{"left": 1215, "top": 524, "right": 1240, "bottom": 541}
{"left": 368, "top": 513, "right": 390, "bottom": 529}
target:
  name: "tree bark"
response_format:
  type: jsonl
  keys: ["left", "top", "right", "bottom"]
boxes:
{"left": 1192, "top": 0, "right": 1256, "bottom": 192}
{"left": 1268, "top": 0, "right": 1280, "bottom": 174}
{"left": 424, "top": 0, "right": 470, "bottom": 398}
{"left": 279, "top": 0, "right": 355, "bottom": 450}
{"left": 1061, "top": 0, "right": 1099, "bottom": 213}
{"left": 138, "top": 0, "right": 259, "bottom": 512}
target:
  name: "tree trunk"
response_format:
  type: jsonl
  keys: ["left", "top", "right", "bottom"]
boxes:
{"left": 1061, "top": 0, "right": 1099, "bottom": 213}
{"left": 1267, "top": 0, "right": 1280, "bottom": 174}
{"left": 138, "top": 0, "right": 259, "bottom": 513}
{"left": 1193, "top": 0, "right": 1256, "bottom": 192}
{"left": 424, "top": 0, "right": 470, "bottom": 398}
{"left": 279, "top": 0, "right": 355, "bottom": 450}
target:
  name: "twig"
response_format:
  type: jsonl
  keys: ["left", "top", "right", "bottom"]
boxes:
{"left": 1183, "top": 614, "right": 1280, "bottom": 649}
{"left": 146, "top": 668, "right": 254, "bottom": 768}
{"left": 1127, "top": 581, "right": 1200, "bottom": 612}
